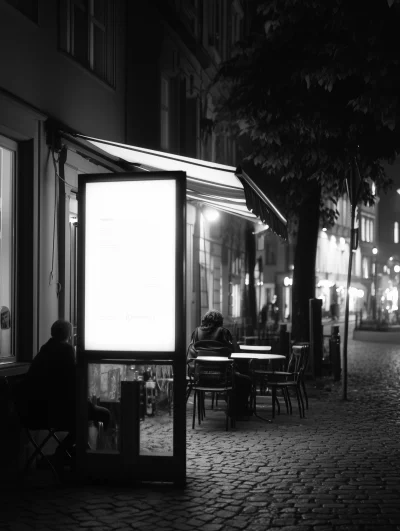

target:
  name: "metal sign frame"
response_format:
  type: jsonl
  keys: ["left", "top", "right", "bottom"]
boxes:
{"left": 76, "top": 171, "right": 186, "bottom": 485}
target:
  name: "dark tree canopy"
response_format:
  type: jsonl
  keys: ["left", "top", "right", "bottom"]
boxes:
{"left": 217, "top": 0, "right": 400, "bottom": 341}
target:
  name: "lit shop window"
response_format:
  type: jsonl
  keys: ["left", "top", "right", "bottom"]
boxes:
{"left": 394, "top": 221, "right": 399, "bottom": 244}
{"left": 59, "top": 0, "right": 115, "bottom": 86}
{"left": 0, "top": 139, "right": 15, "bottom": 360}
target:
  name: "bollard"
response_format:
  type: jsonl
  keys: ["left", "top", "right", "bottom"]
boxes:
{"left": 329, "top": 325, "right": 341, "bottom": 381}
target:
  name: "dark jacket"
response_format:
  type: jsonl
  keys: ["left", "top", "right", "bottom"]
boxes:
{"left": 22, "top": 338, "right": 76, "bottom": 426}
{"left": 188, "top": 326, "right": 236, "bottom": 358}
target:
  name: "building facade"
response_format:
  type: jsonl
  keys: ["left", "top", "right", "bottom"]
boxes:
{"left": 0, "top": 0, "right": 284, "bottom": 477}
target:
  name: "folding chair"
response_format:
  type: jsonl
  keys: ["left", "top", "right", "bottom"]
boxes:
{"left": 5, "top": 375, "right": 73, "bottom": 484}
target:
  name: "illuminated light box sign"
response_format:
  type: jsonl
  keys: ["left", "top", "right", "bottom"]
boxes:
{"left": 84, "top": 179, "right": 176, "bottom": 351}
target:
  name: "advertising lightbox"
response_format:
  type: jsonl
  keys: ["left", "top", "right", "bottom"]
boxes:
{"left": 84, "top": 179, "right": 176, "bottom": 351}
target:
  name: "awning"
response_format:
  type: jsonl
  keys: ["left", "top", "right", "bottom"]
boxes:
{"left": 70, "top": 134, "right": 288, "bottom": 240}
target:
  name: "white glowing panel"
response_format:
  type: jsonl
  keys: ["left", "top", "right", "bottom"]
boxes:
{"left": 85, "top": 180, "right": 176, "bottom": 351}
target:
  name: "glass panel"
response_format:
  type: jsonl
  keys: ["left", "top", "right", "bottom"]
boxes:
{"left": 87, "top": 362, "right": 173, "bottom": 456}
{"left": 0, "top": 146, "right": 14, "bottom": 359}
{"left": 93, "top": 24, "right": 106, "bottom": 78}
{"left": 72, "top": 3, "right": 88, "bottom": 64}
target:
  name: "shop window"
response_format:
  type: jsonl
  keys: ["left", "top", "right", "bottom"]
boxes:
{"left": 5, "top": 0, "right": 38, "bottom": 22}
{"left": 59, "top": 0, "right": 115, "bottom": 86}
{"left": 0, "top": 139, "right": 16, "bottom": 361}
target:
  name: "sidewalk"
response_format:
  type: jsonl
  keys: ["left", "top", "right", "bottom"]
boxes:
{"left": 1, "top": 333, "right": 400, "bottom": 530}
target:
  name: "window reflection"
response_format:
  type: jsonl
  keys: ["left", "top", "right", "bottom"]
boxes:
{"left": 87, "top": 362, "right": 173, "bottom": 456}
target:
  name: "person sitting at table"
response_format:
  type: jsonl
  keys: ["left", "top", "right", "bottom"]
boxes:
{"left": 21, "top": 319, "right": 110, "bottom": 471}
{"left": 187, "top": 309, "right": 251, "bottom": 417}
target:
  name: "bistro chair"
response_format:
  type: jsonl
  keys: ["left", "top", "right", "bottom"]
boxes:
{"left": 191, "top": 358, "right": 235, "bottom": 430}
{"left": 4, "top": 375, "right": 73, "bottom": 484}
{"left": 265, "top": 343, "right": 310, "bottom": 419}
{"left": 249, "top": 358, "right": 285, "bottom": 420}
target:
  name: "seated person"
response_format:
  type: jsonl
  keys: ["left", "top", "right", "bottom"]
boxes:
{"left": 22, "top": 320, "right": 110, "bottom": 466}
{"left": 187, "top": 309, "right": 251, "bottom": 417}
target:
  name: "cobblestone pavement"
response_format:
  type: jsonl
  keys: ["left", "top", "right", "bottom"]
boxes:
{"left": 1, "top": 334, "right": 400, "bottom": 531}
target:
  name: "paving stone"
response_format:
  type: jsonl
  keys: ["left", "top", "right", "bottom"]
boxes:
{"left": 2, "top": 333, "right": 400, "bottom": 530}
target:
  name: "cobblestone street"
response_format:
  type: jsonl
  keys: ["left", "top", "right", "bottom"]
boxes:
{"left": 1, "top": 332, "right": 400, "bottom": 531}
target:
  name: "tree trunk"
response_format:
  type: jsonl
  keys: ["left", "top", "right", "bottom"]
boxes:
{"left": 291, "top": 182, "right": 321, "bottom": 342}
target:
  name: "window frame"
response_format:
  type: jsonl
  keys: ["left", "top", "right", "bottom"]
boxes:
{"left": 0, "top": 135, "right": 17, "bottom": 364}
{"left": 59, "top": 0, "right": 116, "bottom": 87}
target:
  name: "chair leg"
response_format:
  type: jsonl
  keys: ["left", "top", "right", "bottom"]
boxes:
{"left": 275, "top": 394, "right": 280, "bottom": 415}
{"left": 295, "top": 387, "right": 304, "bottom": 418}
{"left": 192, "top": 390, "right": 197, "bottom": 429}
{"left": 197, "top": 391, "right": 202, "bottom": 425}
{"left": 301, "top": 381, "right": 309, "bottom": 409}
{"left": 225, "top": 395, "right": 229, "bottom": 431}
{"left": 25, "top": 429, "right": 62, "bottom": 484}
{"left": 25, "top": 429, "right": 57, "bottom": 469}
{"left": 284, "top": 388, "right": 292, "bottom": 415}
{"left": 186, "top": 382, "right": 193, "bottom": 403}
{"left": 272, "top": 387, "right": 276, "bottom": 418}
{"left": 297, "top": 386, "right": 305, "bottom": 418}
{"left": 281, "top": 388, "right": 290, "bottom": 414}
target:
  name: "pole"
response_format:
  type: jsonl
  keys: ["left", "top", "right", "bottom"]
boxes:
{"left": 342, "top": 208, "right": 355, "bottom": 401}
{"left": 342, "top": 158, "right": 364, "bottom": 401}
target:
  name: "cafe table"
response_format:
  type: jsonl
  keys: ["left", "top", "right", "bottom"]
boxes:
{"left": 196, "top": 356, "right": 231, "bottom": 362}
{"left": 231, "top": 351, "right": 286, "bottom": 421}
{"left": 237, "top": 344, "right": 272, "bottom": 352}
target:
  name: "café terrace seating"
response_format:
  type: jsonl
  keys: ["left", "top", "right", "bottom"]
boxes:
{"left": 251, "top": 343, "right": 310, "bottom": 419}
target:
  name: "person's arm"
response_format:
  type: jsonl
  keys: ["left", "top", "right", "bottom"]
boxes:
{"left": 224, "top": 328, "right": 238, "bottom": 353}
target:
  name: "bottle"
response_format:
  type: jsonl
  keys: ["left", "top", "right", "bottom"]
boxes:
{"left": 145, "top": 377, "right": 156, "bottom": 416}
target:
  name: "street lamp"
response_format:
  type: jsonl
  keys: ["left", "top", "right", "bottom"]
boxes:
{"left": 372, "top": 247, "right": 378, "bottom": 320}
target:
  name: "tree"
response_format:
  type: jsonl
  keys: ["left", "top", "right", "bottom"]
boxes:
{"left": 216, "top": 0, "right": 400, "bottom": 341}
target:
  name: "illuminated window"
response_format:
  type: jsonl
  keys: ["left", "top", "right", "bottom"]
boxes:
{"left": 362, "top": 257, "right": 369, "bottom": 279}
{"left": 59, "top": 0, "right": 115, "bottom": 86}
{"left": 361, "top": 217, "right": 366, "bottom": 241}
{"left": 0, "top": 138, "right": 16, "bottom": 360}
{"left": 394, "top": 221, "right": 399, "bottom": 244}
{"left": 231, "top": 283, "right": 241, "bottom": 318}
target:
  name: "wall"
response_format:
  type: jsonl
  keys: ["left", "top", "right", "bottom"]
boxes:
{"left": 0, "top": 2, "right": 127, "bottom": 142}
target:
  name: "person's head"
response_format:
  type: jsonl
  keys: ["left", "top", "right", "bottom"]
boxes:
{"left": 50, "top": 319, "right": 72, "bottom": 343}
{"left": 200, "top": 309, "right": 224, "bottom": 330}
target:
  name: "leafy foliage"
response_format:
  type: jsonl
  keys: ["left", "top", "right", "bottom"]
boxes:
{"left": 217, "top": 0, "right": 400, "bottom": 225}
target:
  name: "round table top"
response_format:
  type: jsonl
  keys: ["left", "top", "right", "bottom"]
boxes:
{"left": 195, "top": 356, "right": 231, "bottom": 362}
{"left": 239, "top": 345, "right": 272, "bottom": 352}
{"left": 231, "top": 353, "right": 285, "bottom": 360}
